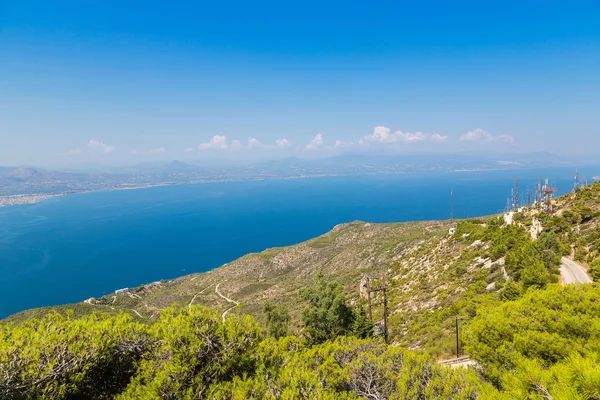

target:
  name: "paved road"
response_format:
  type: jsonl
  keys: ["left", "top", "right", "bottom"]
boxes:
{"left": 560, "top": 257, "right": 592, "bottom": 284}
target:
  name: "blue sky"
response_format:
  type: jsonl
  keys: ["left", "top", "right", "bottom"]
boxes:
{"left": 1, "top": 1, "right": 599, "bottom": 167}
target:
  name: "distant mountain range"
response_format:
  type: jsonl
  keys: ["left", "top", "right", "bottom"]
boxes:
{"left": 0, "top": 152, "right": 594, "bottom": 199}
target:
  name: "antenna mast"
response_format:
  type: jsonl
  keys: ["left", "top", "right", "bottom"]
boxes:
{"left": 543, "top": 178, "right": 557, "bottom": 214}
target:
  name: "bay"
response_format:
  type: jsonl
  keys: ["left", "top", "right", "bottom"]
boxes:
{"left": 0, "top": 166, "right": 596, "bottom": 318}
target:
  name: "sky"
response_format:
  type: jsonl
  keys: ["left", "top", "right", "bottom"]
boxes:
{"left": 1, "top": 1, "right": 599, "bottom": 167}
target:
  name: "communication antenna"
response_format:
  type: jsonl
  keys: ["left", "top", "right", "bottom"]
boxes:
{"left": 542, "top": 178, "right": 557, "bottom": 214}
{"left": 574, "top": 169, "right": 579, "bottom": 192}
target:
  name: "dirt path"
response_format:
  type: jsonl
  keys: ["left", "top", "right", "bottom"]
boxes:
{"left": 215, "top": 283, "right": 239, "bottom": 323}
{"left": 188, "top": 286, "right": 210, "bottom": 310}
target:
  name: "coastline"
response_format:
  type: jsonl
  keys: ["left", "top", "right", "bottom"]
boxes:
{"left": 0, "top": 164, "right": 594, "bottom": 209}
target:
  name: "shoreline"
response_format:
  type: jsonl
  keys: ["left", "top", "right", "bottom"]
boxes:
{"left": 0, "top": 165, "right": 593, "bottom": 209}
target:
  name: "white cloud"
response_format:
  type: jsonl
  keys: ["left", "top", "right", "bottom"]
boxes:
{"left": 333, "top": 140, "right": 353, "bottom": 149}
{"left": 248, "top": 137, "right": 262, "bottom": 149}
{"left": 304, "top": 133, "right": 324, "bottom": 150}
{"left": 396, "top": 131, "right": 427, "bottom": 143}
{"left": 460, "top": 128, "right": 514, "bottom": 143}
{"left": 275, "top": 138, "right": 291, "bottom": 149}
{"left": 87, "top": 139, "right": 115, "bottom": 154}
{"left": 148, "top": 147, "right": 166, "bottom": 154}
{"left": 198, "top": 135, "right": 228, "bottom": 150}
{"left": 363, "top": 126, "right": 394, "bottom": 143}
{"left": 460, "top": 128, "right": 493, "bottom": 141}
{"left": 431, "top": 134, "right": 448, "bottom": 143}
{"left": 363, "top": 126, "right": 436, "bottom": 144}
{"left": 184, "top": 147, "right": 195, "bottom": 153}
{"left": 231, "top": 139, "right": 242, "bottom": 149}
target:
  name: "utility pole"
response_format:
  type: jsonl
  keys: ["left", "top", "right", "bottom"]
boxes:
{"left": 367, "top": 282, "right": 389, "bottom": 344}
{"left": 455, "top": 316, "right": 460, "bottom": 358}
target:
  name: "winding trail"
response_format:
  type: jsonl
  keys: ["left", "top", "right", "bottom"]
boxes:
{"left": 560, "top": 257, "right": 592, "bottom": 284}
{"left": 215, "top": 283, "right": 239, "bottom": 323}
{"left": 188, "top": 286, "right": 210, "bottom": 311}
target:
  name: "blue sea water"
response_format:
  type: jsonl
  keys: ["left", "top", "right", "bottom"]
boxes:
{"left": 0, "top": 167, "right": 597, "bottom": 318}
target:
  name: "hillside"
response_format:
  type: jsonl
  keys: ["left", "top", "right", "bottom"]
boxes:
{"left": 6, "top": 216, "right": 496, "bottom": 357}
{"left": 6, "top": 181, "right": 600, "bottom": 358}
{"left": 6, "top": 220, "right": 452, "bottom": 321}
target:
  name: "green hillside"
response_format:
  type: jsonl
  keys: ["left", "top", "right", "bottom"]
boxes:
{"left": 8, "top": 182, "right": 600, "bottom": 354}
{"left": 3, "top": 182, "right": 600, "bottom": 398}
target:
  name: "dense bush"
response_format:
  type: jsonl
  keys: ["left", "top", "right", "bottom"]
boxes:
{"left": 263, "top": 301, "right": 290, "bottom": 339}
{"left": 0, "top": 306, "right": 494, "bottom": 399}
{"left": 299, "top": 274, "right": 359, "bottom": 345}
{"left": 465, "top": 284, "right": 600, "bottom": 395}
{"left": 0, "top": 312, "right": 152, "bottom": 399}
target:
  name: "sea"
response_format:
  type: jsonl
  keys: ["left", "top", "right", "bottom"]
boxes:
{"left": 0, "top": 166, "right": 597, "bottom": 318}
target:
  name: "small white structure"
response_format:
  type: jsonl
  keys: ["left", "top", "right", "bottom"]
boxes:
{"left": 449, "top": 227, "right": 456, "bottom": 235}
{"left": 115, "top": 288, "right": 130, "bottom": 294}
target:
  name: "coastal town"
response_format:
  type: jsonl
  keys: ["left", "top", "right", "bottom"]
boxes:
{"left": 0, "top": 194, "right": 56, "bottom": 208}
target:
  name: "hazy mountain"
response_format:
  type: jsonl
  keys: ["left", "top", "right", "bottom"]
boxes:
{"left": 0, "top": 152, "right": 593, "bottom": 200}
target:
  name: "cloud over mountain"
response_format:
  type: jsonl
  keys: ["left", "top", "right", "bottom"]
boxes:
{"left": 304, "top": 133, "right": 324, "bottom": 150}
{"left": 460, "top": 128, "right": 514, "bottom": 143}
{"left": 363, "top": 126, "right": 444, "bottom": 144}
{"left": 199, "top": 135, "right": 229, "bottom": 150}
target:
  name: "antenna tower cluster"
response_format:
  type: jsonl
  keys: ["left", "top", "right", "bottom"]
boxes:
{"left": 542, "top": 179, "right": 557, "bottom": 214}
